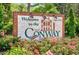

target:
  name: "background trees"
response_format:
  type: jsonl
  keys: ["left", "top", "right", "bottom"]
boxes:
{"left": 31, "top": 4, "right": 59, "bottom": 13}
{"left": 0, "top": 3, "right": 79, "bottom": 37}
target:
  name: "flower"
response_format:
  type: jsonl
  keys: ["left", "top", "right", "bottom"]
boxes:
{"left": 68, "top": 45, "right": 76, "bottom": 49}
{"left": 34, "top": 48, "right": 40, "bottom": 55}
{"left": 69, "top": 41, "right": 76, "bottom": 46}
{"left": 67, "top": 41, "right": 76, "bottom": 49}
{"left": 50, "top": 37, "right": 57, "bottom": 45}
{"left": 23, "top": 39, "right": 27, "bottom": 44}
{"left": 0, "top": 31, "right": 5, "bottom": 37}
{"left": 8, "top": 42, "right": 13, "bottom": 47}
{"left": 46, "top": 50, "right": 53, "bottom": 55}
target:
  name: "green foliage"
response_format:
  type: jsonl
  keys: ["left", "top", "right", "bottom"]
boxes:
{"left": 0, "top": 35, "right": 18, "bottom": 52}
{"left": 76, "top": 18, "right": 79, "bottom": 35}
{"left": 0, "top": 36, "right": 78, "bottom": 55}
{"left": 0, "top": 38, "right": 10, "bottom": 51}
{"left": 3, "top": 21, "right": 13, "bottom": 34}
{"left": 31, "top": 4, "right": 59, "bottom": 13}
{"left": 0, "top": 4, "right": 4, "bottom": 30}
{"left": 5, "top": 46, "right": 33, "bottom": 55}
{"left": 0, "top": 4, "right": 13, "bottom": 34}
{"left": 1, "top": 3, "right": 79, "bottom": 36}
{"left": 39, "top": 39, "right": 51, "bottom": 54}
{"left": 65, "top": 8, "right": 76, "bottom": 37}
{"left": 11, "top": 4, "right": 27, "bottom": 12}
{"left": 2, "top": 3, "right": 12, "bottom": 19}
{"left": 5, "top": 47, "right": 26, "bottom": 55}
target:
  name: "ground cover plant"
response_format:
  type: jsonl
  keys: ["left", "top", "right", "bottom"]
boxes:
{"left": 0, "top": 36, "right": 78, "bottom": 55}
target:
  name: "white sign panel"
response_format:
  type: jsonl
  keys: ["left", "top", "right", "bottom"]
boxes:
{"left": 13, "top": 12, "right": 64, "bottom": 40}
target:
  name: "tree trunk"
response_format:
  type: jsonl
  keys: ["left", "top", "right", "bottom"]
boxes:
{"left": 27, "top": 3, "right": 31, "bottom": 12}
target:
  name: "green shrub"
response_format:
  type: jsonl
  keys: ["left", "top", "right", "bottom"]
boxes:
{"left": 1, "top": 36, "right": 79, "bottom": 55}
{"left": 76, "top": 18, "right": 79, "bottom": 36}
{"left": 5, "top": 47, "right": 33, "bottom": 55}
{"left": 39, "top": 39, "right": 52, "bottom": 54}
{"left": 0, "top": 5, "right": 4, "bottom": 30}
{"left": 3, "top": 21, "right": 13, "bottom": 34}
{"left": 5, "top": 47, "right": 26, "bottom": 55}
{"left": 0, "top": 38, "right": 10, "bottom": 51}
{"left": 0, "top": 35, "right": 18, "bottom": 52}
{"left": 65, "top": 8, "right": 76, "bottom": 38}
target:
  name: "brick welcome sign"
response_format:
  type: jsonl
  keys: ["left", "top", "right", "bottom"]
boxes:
{"left": 13, "top": 12, "right": 64, "bottom": 40}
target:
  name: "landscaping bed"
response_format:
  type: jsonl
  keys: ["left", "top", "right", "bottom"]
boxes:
{"left": 0, "top": 35, "right": 79, "bottom": 55}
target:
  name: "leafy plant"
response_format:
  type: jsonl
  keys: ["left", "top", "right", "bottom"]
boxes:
{"left": 31, "top": 4, "right": 59, "bottom": 13}
{"left": 3, "top": 21, "right": 13, "bottom": 34}
{"left": 76, "top": 18, "right": 79, "bottom": 36}
{"left": 0, "top": 5, "right": 4, "bottom": 30}
{"left": 0, "top": 38, "right": 10, "bottom": 51}
{"left": 0, "top": 35, "right": 19, "bottom": 52}
{"left": 5, "top": 47, "right": 25, "bottom": 55}
{"left": 65, "top": 8, "right": 76, "bottom": 38}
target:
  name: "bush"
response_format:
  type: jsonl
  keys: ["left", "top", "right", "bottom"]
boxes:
{"left": 1, "top": 36, "right": 79, "bottom": 55}
{"left": 76, "top": 18, "right": 79, "bottom": 36}
{"left": 5, "top": 47, "right": 25, "bottom": 55}
{"left": 0, "top": 5, "right": 4, "bottom": 30}
{"left": 0, "top": 38, "right": 10, "bottom": 51}
{"left": 5, "top": 47, "right": 33, "bottom": 55}
{"left": 0, "top": 35, "right": 18, "bottom": 52}
{"left": 3, "top": 21, "right": 13, "bottom": 34}
{"left": 65, "top": 8, "right": 76, "bottom": 38}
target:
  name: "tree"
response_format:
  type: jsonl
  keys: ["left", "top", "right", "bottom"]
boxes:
{"left": 31, "top": 4, "right": 59, "bottom": 13}
{"left": 66, "top": 8, "right": 76, "bottom": 38}
{"left": 76, "top": 18, "right": 79, "bottom": 36}
{"left": 0, "top": 4, "right": 12, "bottom": 34}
